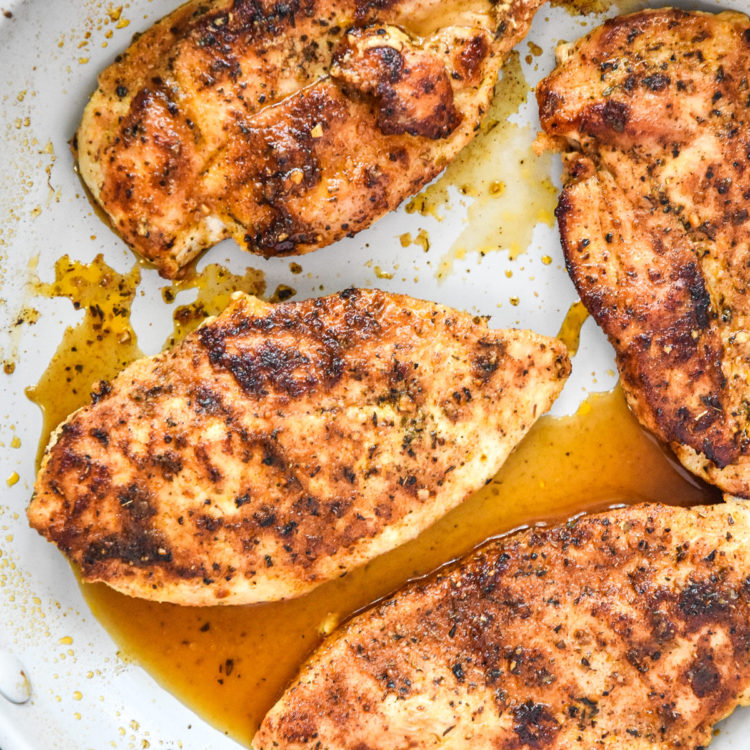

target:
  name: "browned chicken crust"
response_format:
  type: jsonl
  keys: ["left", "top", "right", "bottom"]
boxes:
{"left": 255, "top": 502, "right": 750, "bottom": 750}
{"left": 28, "top": 289, "right": 569, "bottom": 605}
{"left": 537, "top": 9, "right": 750, "bottom": 497}
{"left": 76, "top": 0, "right": 546, "bottom": 277}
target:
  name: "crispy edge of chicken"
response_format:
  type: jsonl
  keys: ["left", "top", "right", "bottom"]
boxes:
{"left": 28, "top": 289, "right": 570, "bottom": 605}
{"left": 255, "top": 501, "right": 750, "bottom": 750}
{"left": 74, "top": 0, "right": 546, "bottom": 278}
{"left": 536, "top": 8, "right": 750, "bottom": 497}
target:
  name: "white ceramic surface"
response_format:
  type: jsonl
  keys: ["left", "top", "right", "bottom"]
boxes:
{"left": 0, "top": 0, "right": 747, "bottom": 747}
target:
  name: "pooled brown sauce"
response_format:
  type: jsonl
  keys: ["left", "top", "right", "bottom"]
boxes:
{"left": 25, "top": 254, "right": 142, "bottom": 467}
{"left": 82, "top": 386, "right": 719, "bottom": 747}
{"left": 24, "top": 259, "right": 719, "bottom": 747}
{"left": 22, "top": 4, "right": 723, "bottom": 745}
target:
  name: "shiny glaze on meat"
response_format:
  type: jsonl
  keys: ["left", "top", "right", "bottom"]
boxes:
{"left": 256, "top": 502, "right": 750, "bottom": 750}
{"left": 28, "top": 289, "right": 569, "bottom": 605}
{"left": 76, "top": 0, "right": 546, "bottom": 277}
{"left": 537, "top": 9, "right": 750, "bottom": 497}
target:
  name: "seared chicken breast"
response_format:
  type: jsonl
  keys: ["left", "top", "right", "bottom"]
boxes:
{"left": 255, "top": 502, "right": 750, "bottom": 750}
{"left": 28, "top": 289, "right": 569, "bottom": 605}
{"left": 76, "top": 0, "right": 546, "bottom": 278}
{"left": 537, "top": 9, "right": 750, "bottom": 497}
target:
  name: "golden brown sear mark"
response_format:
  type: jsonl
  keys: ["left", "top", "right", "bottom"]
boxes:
{"left": 76, "top": 0, "right": 547, "bottom": 277}
{"left": 537, "top": 9, "right": 750, "bottom": 497}
{"left": 255, "top": 502, "right": 750, "bottom": 750}
{"left": 28, "top": 289, "right": 569, "bottom": 605}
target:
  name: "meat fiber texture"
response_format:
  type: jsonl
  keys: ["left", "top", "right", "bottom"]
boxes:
{"left": 76, "top": 0, "right": 546, "bottom": 277}
{"left": 538, "top": 9, "right": 750, "bottom": 497}
{"left": 256, "top": 502, "right": 750, "bottom": 750}
{"left": 28, "top": 289, "right": 569, "bottom": 605}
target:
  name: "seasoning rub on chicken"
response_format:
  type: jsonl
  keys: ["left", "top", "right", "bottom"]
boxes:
{"left": 75, "top": 0, "right": 547, "bottom": 278}
{"left": 537, "top": 9, "right": 750, "bottom": 498}
{"left": 28, "top": 289, "right": 569, "bottom": 606}
{"left": 255, "top": 502, "right": 750, "bottom": 750}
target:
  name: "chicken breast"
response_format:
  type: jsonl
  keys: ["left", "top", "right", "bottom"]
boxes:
{"left": 28, "top": 289, "right": 569, "bottom": 605}
{"left": 537, "top": 9, "right": 750, "bottom": 498}
{"left": 255, "top": 502, "right": 750, "bottom": 750}
{"left": 75, "top": 0, "right": 546, "bottom": 278}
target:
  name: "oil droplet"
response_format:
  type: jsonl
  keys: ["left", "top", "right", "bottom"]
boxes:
{"left": 269, "top": 285, "right": 297, "bottom": 304}
{"left": 25, "top": 255, "right": 143, "bottom": 466}
{"left": 58, "top": 636, "right": 73, "bottom": 646}
{"left": 557, "top": 300, "right": 590, "bottom": 356}
{"left": 400, "top": 229, "right": 431, "bottom": 253}
{"left": 5, "top": 473, "right": 19, "bottom": 487}
{"left": 161, "top": 263, "right": 266, "bottom": 347}
{"left": 405, "top": 194, "right": 443, "bottom": 221}
{"left": 527, "top": 41, "right": 543, "bottom": 57}
{"left": 73, "top": 690, "right": 82, "bottom": 701}
{"left": 414, "top": 229, "right": 430, "bottom": 252}
{"left": 407, "top": 53, "right": 557, "bottom": 280}
{"left": 82, "top": 386, "right": 719, "bottom": 745}
{"left": 10, "top": 436, "right": 21, "bottom": 449}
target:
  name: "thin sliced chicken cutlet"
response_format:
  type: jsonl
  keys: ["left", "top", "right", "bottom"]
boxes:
{"left": 75, "top": 0, "right": 546, "bottom": 278}
{"left": 537, "top": 9, "right": 750, "bottom": 497}
{"left": 255, "top": 502, "right": 750, "bottom": 750}
{"left": 28, "top": 289, "right": 569, "bottom": 606}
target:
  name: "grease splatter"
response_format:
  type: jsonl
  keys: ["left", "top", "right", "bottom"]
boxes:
{"left": 25, "top": 255, "right": 142, "bottom": 464}
{"left": 557, "top": 300, "right": 590, "bottom": 356}
{"left": 406, "top": 53, "right": 557, "bottom": 280}
{"left": 161, "top": 263, "right": 266, "bottom": 347}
